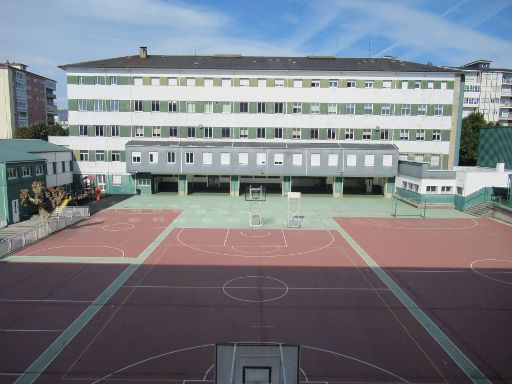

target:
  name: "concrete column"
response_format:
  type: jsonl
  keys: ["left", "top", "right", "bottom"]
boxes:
{"left": 230, "top": 175, "right": 239, "bottom": 197}
{"left": 282, "top": 176, "right": 291, "bottom": 196}
{"left": 178, "top": 175, "right": 188, "bottom": 196}
{"left": 333, "top": 176, "right": 344, "bottom": 198}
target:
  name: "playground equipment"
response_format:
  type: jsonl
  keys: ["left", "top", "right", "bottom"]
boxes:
{"left": 246, "top": 186, "right": 266, "bottom": 228}
{"left": 287, "top": 192, "right": 302, "bottom": 228}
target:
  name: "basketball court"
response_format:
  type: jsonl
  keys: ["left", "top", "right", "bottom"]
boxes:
{"left": 0, "top": 194, "right": 511, "bottom": 384}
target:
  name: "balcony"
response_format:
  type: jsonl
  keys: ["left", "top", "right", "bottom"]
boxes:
{"left": 46, "top": 104, "right": 57, "bottom": 114}
{"left": 44, "top": 79, "right": 56, "bottom": 91}
{"left": 46, "top": 90, "right": 57, "bottom": 99}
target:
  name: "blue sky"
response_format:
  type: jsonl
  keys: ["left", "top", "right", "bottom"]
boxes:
{"left": 1, "top": 0, "right": 511, "bottom": 109}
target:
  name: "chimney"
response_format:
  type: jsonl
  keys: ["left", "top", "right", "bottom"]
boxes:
{"left": 139, "top": 46, "right": 148, "bottom": 59}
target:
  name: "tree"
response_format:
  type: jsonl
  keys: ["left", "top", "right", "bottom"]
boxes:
{"left": 13, "top": 122, "right": 68, "bottom": 141}
{"left": 20, "top": 181, "right": 67, "bottom": 224}
{"left": 459, "top": 112, "right": 497, "bottom": 166}
{"left": 12, "top": 126, "right": 34, "bottom": 139}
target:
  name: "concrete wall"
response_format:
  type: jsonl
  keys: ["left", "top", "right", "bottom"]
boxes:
{"left": 0, "top": 68, "right": 15, "bottom": 139}
{"left": 455, "top": 167, "right": 512, "bottom": 197}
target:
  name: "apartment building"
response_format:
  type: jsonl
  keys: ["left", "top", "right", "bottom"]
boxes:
{"left": 0, "top": 62, "right": 58, "bottom": 138}
{"left": 50, "top": 47, "right": 462, "bottom": 196}
{"left": 460, "top": 60, "right": 512, "bottom": 126}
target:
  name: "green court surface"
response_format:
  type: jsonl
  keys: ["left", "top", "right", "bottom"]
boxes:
{"left": 111, "top": 193, "right": 470, "bottom": 229}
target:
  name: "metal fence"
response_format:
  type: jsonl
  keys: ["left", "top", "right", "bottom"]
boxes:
{"left": 0, "top": 207, "right": 90, "bottom": 259}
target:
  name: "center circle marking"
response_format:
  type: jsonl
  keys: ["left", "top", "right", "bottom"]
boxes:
{"left": 222, "top": 276, "right": 289, "bottom": 303}
{"left": 470, "top": 259, "right": 512, "bottom": 285}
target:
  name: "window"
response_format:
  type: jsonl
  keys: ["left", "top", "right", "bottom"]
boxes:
{"left": 346, "top": 103, "right": 355, "bottom": 115}
{"left": 364, "top": 103, "right": 373, "bottom": 115}
{"left": 239, "top": 153, "right": 248, "bottom": 165}
{"left": 328, "top": 154, "right": 338, "bottom": 166}
{"left": 134, "top": 100, "right": 143, "bottom": 112}
{"left": 187, "top": 102, "right": 195, "bottom": 113}
{"left": 383, "top": 80, "right": 392, "bottom": 89}
{"left": 383, "top": 155, "right": 393, "bottom": 167}
{"left": 426, "top": 185, "right": 437, "bottom": 193}
{"left": 327, "top": 128, "right": 336, "bottom": 140}
{"left": 151, "top": 100, "right": 160, "bottom": 112}
{"left": 430, "top": 155, "right": 440, "bottom": 167}
{"left": 310, "top": 103, "right": 320, "bottom": 114}
{"left": 94, "top": 76, "right": 101, "bottom": 85}
{"left": 292, "top": 153, "right": 302, "bottom": 166}
{"left": 133, "top": 77, "right": 143, "bottom": 85}
{"left": 204, "top": 127, "right": 213, "bottom": 138}
{"left": 441, "top": 81, "right": 447, "bottom": 90}
{"left": 347, "top": 154, "right": 357, "bottom": 166}
{"left": 240, "top": 128, "right": 248, "bottom": 138}
{"left": 328, "top": 103, "right": 337, "bottom": 115}
{"left": 186, "top": 77, "right": 195, "bottom": 86}
{"left": 329, "top": 79, "right": 338, "bottom": 88}
{"left": 131, "top": 151, "right": 141, "bottom": 163}
{"left": 112, "top": 175, "right": 122, "bottom": 186}
{"left": 292, "top": 103, "right": 302, "bottom": 114}
{"left": 239, "top": 102, "right": 248, "bottom": 113}
{"left": 274, "top": 102, "right": 284, "bottom": 114}
{"left": 111, "top": 151, "right": 120, "bottom": 162}
{"left": 293, "top": 79, "right": 302, "bottom": 88}
{"left": 401, "top": 81, "right": 408, "bottom": 89}
{"left": 222, "top": 103, "right": 231, "bottom": 113}
{"left": 78, "top": 76, "right": 85, "bottom": 85}
{"left": 401, "top": 104, "right": 411, "bottom": 115}
{"left": 441, "top": 186, "right": 452, "bottom": 193}
{"left": 364, "top": 80, "right": 373, "bottom": 88}
{"left": 203, "top": 152, "right": 214, "bottom": 165}
{"left": 152, "top": 127, "right": 161, "bottom": 137}
{"left": 80, "top": 150, "right": 89, "bottom": 161}
{"left": 110, "top": 125, "right": 120, "bottom": 137}
{"left": 96, "top": 175, "right": 106, "bottom": 192}
{"left": 8, "top": 168, "right": 18, "bottom": 179}
{"left": 167, "top": 152, "right": 176, "bottom": 163}
{"left": 310, "top": 128, "right": 319, "bottom": 139}
{"left": 381, "top": 104, "right": 391, "bottom": 116}
{"left": 434, "top": 104, "right": 443, "bottom": 116}
{"left": 220, "top": 152, "right": 230, "bottom": 165}
{"left": 169, "top": 101, "right": 177, "bottom": 112}
{"left": 222, "top": 127, "right": 231, "bottom": 138}
{"left": 110, "top": 100, "right": 119, "bottom": 111}
{"left": 274, "top": 128, "right": 283, "bottom": 139}
{"left": 400, "top": 129, "right": 409, "bottom": 140}
{"left": 275, "top": 79, "right": 285, "bottom": 87}
{"left": 345, "top": 128, "right": 354, "bottom": 140}
{"left": 96, "top": 151, "right": 105, "bottom": 162}
{"left": 135, "top": 126, "right": 144, "bottom": 137}
{"left": 416, "top": 129, "right": 425, "bottom": 141}
{"left": 418, "top": 104, "right": 427, "bottom": 116}
{"left": 292, "top": 128, "right": 301, "bottom": 139}
{"left": 362, "top": 129, "right": 372, "bottom": 140}
{"left": 346, "top": 80, "right": 356, "bottom": 88}
{"left": 93, "top": 100, "right": 103, "bottom": 111}
{"left": 147, "top": 152, "right": 158, "bottom": 164}
{"left": 274, "top": 153, "right": 284, "bottom": 165}
{"left": 187, "top": 126, "right": 196, "bottom": 138}
{"left": 310, "top": 153, "right": 320, "bottom": 166}
{"left": 169, "top": 126, "right": 178, "bottom": 137}
{"left": 150, "top": 77, "right": 159, "bottom": 86}
{"left": 399, "top": 154, "right": 408, "bottom": 161}
{"left": 257, "top": 128, "right": 266, "bottom": 138}
{"left": 257, "top": 153, "right": 266, "bottom": 165}
{"left": 432, "top": 129, "right": 441, "bottom": 141}
{"left": 428, "top": 81, "right": 434, "bottom": 89}
{"left": 311, "top": 79, "right": 320, "bottom": 88}
{"left": 168, "top": 77, "right": 177, "bottom": 86}
{"left": 364, "top": 155, "right": 375, "bottom": 166}
{"left": 185, "top": 152, "right": 194, "bottom": 164}
{"left": 110, "top": 76, "right": 117, "bottom": 85}
{"left": 380, "top": 129, "right": 390, "bottom": 140}
{"left": 204, "top": 78, "right": 213, "bottom": 87}
{"left": 415, "top": 154, "right": 424, "bottom": 162}
{"left": 204, "top": 102, "right": 213, "bottom": 113}
{"left": 257, "top": 102, "right": 266, "bottom": 113}
{"left": 415, "top": 81, "right": 421, "bottom": 89}
{"left": 258, "top": 79, "right": 266, "bottom": 87}
{"left": 221, "top": 78, "right": 231, "bottom": 87}
{"left": 79, "top": 125, "right": 88, "bottom": 136}
{"left": 95, "top": 125, "right": 104, "bottom": 136}
{"left": 239, "top": 78, "right": 249, "bottom": 87}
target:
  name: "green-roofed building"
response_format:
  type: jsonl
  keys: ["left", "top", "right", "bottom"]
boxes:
{"left": 0, "top": 139, "right": 73, "bottom": 226}
{"left": 477, "top": 127, "right": 512, "bottom": 170}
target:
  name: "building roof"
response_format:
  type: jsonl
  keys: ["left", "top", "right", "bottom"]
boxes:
{"left": 126, "top": 140, "right": 398, "bottom": 151}
{"left": 0, "top": 146, "right": 43, "bottom": 164}
{"left": 60, "top": 54, "right": 456, "bottom": 73}
{"left": 0, "top": 139, "right": 70, "bottom": 153}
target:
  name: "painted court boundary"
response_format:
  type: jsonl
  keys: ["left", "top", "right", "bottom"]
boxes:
{"left": 13, "top": 221, "right": 178, "bottom": 384}
{"left": 334, "top": 226, "right": 491, "bottom": 384}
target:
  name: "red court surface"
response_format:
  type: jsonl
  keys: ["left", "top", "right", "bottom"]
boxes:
{"left": 335, "top": 217, "right": 512, "bottom": 383}
{"left": 12, "top": 209, "right": 180, "bottom": 259}
{"left": 28, "top": 227, "right": 476, "bottom": 384}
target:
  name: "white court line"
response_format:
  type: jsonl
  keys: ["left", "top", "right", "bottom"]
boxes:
{"left": 21, "top": 245, "right": 125, "bottom": 258}
{"left": 0, "top": 298, "right": 93, "bottom": 304}
{"left": 250, "top": 325, "right": 275, "bottom": 328}
{"left": 282, "top": 229, "right": 288, "bottom": 248}
{"left": 223, "top": 229, "right": 229, "bottom": 247}
{"left": 231, "top": 245, "right": 281, "bottom": 254}
{"left": 0, "top": 329, "right": 63, "bottom": 332}
{"left": 356, "top": 217, "right": 479, "bottom": 230}
{"left": 471, "top": 259, "right": 512, "bottom": 286}
{"left": 239, "top": 230, "right": 271, "bottom": 238}
{"left": 123, "top": 285, "right": 389, "bottom": 291}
